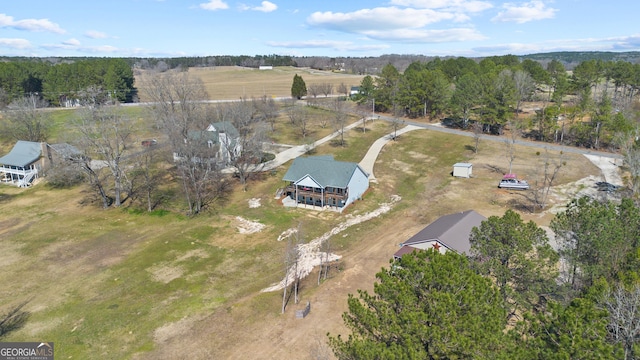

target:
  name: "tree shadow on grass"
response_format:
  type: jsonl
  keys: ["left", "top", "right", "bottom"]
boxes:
{"left": 484, "top": 164, "right": 505, "bottom": 174}
{"left": 329, "top": 140, "right": 348, "bottom": 148}
{"left": 0, "top": 193, "right": 15, "bottom": 204}
{"left": 0, "top": 300, "right": 31, "bottom": 339}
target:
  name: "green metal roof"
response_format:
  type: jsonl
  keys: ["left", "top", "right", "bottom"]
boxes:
{"left": 188, "top": 121, "right": 240, "bottom": 146}
{"left": 208, "top": 121, "right": 239, "bottom": 139}
{"left": 282, "top": 155, "right": 368, "bottom": 188}
{"left": 0, "top": 141, "right": 42, "bottom": 168}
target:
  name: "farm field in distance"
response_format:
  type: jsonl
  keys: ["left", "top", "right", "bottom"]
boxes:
{"left": 0, "top": 66, "right": 611, "bottom": 359}
{"left": 135, "top": 66, "right": 367, "bottom": 101}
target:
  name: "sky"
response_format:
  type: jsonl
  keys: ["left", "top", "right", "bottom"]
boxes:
{"left": 1, "top": 0, "right": 640, "bottom": 59}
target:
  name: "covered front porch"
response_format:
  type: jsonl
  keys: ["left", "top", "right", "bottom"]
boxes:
{"left": 284, "top": 183, "right": 349, "bottom": 209}
{"left": 0, "top": 164, "right": 39, "bottom": 187}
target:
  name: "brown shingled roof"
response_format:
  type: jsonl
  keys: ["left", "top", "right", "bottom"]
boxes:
{"left": 398, "top": 210, "right": 486, "bottom": 256}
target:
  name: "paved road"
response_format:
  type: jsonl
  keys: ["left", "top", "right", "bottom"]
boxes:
{"left": 257, "top": 112, "right": 623, "bottom": 186}
{"left": 378, "top": 114, "right": 623, "bottom": 160}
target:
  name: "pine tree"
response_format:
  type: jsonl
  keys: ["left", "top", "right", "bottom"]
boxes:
{"left": 328, "top": 250, "right": 511, "bottom": 359}
{"left": 291, "top": 74, "right": 307, "bottom": 99}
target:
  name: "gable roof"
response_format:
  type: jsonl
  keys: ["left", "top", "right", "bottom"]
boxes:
{"left": 282, "top": 155, "right": 368, "bottom": 189}
{"left": 188, "top": 130, "right": 218, "bottom": 145}
{"left": 48, "top": 143, "right": 81, "bottom": 159}
{"left": 402, "top": 210, "right": 486, "bottom": 254}
{"left": 207, "top": 121, "right": 239, "bottom": 139}
{"left": 0, "top": 141, "right": 42, "bottom": 168}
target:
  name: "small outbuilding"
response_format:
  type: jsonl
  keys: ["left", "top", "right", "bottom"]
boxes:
{"left": 452, "top": 162, "right": 472, "bottom": 178}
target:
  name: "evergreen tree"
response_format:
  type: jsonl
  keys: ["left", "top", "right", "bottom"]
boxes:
{"left": 470, "top": 209, "right": 559, "bottom": 318}
{"left": 514, "top": 297, "right": 621, "bottom": 359}
{"left": 291, "top": 74, "right": 307, "bottom": 99}
{"left": 328, "top": 250, "right": 511, "bottom": 359}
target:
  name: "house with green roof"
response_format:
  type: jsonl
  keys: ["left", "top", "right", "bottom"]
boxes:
{"left": 0, "top": 141, "right": 81, "bottom": 188}
{"left": 282, "top": 155, "right": 369, "bottom": 212}
{"left": 0, "top": 141, "right": 44, "bottom": 187}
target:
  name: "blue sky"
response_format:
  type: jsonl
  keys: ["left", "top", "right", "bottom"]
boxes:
{"left": 2, "top": 0, "right": 639, "bottom": 58}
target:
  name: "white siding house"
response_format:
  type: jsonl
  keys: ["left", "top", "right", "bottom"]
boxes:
{"left": 282, "top": 155, "right": 369, "bottom": 212}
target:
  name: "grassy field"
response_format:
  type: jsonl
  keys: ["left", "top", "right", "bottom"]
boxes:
{"left": 0, "top": 67, "right": 603, "bottom": 359}
{"left": 136, "top": 66, "right": 367, "bottom": 102}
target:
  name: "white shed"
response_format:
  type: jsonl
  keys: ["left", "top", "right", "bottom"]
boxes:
{"left": 453, "top": 163, "right": 472, "bottom": 178}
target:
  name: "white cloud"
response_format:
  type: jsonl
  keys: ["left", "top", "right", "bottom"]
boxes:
{"left": 363, "top": 27, "right": 486, "bottom": 43}
{"left": 612, "top": 34, "right": 640, "bottom": 50}
{"left": 241, "top": 1, "right": 277, "bottom": 12}
{"left": 308, "top": 7, "right": 467, "bottom": 33}
{"left": 390, "top": 0, "right": 493, "bottom": 13}
{"left": 199, "top": 0, "right": 229, "bottom": 11}
{"left": 492, "top": 1, "right": 557, "bottom": 24}
{"left": 0, "top": 38, "right": 31, "bottom": 49}
{"left": 62, "top": 38, "right": 81, "bottom": 46}
{"left": 85, "top": 30, "right": 108, "bottom": 39}
{"left": 0, "top": 13, "right": 65, "bottom": 33}
{"left": 267, "top": 39, "right": 389, "bottom": 52}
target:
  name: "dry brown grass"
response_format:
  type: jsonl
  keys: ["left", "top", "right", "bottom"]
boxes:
{"left": 135, "top": 66, "right": 366, "bottom": 101}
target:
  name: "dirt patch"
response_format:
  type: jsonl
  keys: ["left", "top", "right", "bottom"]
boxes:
{"left": 234, "top": 216, "right": 266, "bottom": 234}
{"left": 153, "top": 314, "right": 207, "bottom": 345}
{"left": 148, "top": 264, "right": 184, "bottom": 284}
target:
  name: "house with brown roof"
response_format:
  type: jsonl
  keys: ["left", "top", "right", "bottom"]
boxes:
{"left": 393, "top": 210, "right": 486, "bottom": 260}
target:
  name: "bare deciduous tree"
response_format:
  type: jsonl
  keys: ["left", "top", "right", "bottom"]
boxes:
{"left": 286, "top": 103, "right": 311, "bottom": 139}
{"left": 337, "top": 82, "right": 349, "bottom": 97}
{"left": 141, "top": 70, "right": 209, "bottom": 150}
{"left": 472, "top": 121, "right": 483, "bottom": 154}
{"left": 217, "top": 100, "right": 267, "bottom": 190}
{"left": 282, "top": 224, "right": 304, "bottom": 313}
{"left": 2, "top": 94, "right": 51, "bottom": 142}
{"left": 505, "top": 119, "right": 523, "bottom": 174}
{"left": 307, "top": 83, "right": 321, "bottom": 98}
{"left": 530, "top": 149, "right": 565, "bottom": 211}
{"left": 75, "top": 105, "right": 134, "bottom": 207}
{"left": 513, "top": 70, "right": 535, "bottom": 119}
{"left": 70, "top": 153, "right": 111, "bottom": 208}
{"left": 603, "top": 285, "right": 640, "bottom": 360}
{"left": 331, "top": 98, "right": 348, "bottom": 146}
{"left": 320, "top": 82, "right": 333, "bottom": 97}
{"left": 130, "top": 146, "right": 162, "bottom": 212}
{"left": 140, "top": 70, "right": 226, "bottom": 215}
{"left": 252, "top": 95, "right": 279, "bottom": 132}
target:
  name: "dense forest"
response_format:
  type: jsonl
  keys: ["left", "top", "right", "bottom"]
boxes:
{"left": 0, "top": 58, "right": 135, "bottom": 106}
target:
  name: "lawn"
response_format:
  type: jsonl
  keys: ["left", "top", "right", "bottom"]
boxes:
{"left": 0, "top": 67, "right": 604, "bottom": 359}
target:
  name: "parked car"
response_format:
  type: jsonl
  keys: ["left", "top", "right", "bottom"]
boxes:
{"left": 498, "top": 173, "right": 529, "bottom": 190}
{"left": 595, "top": 181, "right": 620, "bottom": 193}
{"left": 141, "top": 139, "right": 157, "bottom": 147}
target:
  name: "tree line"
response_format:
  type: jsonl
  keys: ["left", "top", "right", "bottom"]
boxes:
{"left": 353, "top": 55, "right": 640, "bottom": 151}
{"left": 0, "top": 58, "right": 136, "bottom": 106}
{"left": 329, "top": 199, "right": 640, "bottom": 359}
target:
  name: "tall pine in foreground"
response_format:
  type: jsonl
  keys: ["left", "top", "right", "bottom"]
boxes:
{"left": 328, "top": 250, "right": 511, "bottom": 360}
